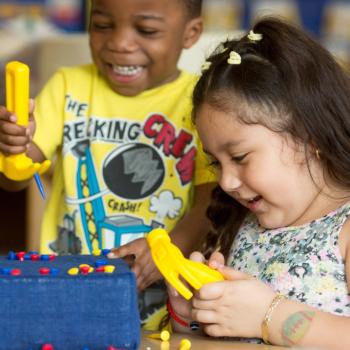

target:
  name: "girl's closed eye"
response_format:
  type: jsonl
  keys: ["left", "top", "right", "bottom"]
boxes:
{"left": 232, "top": 153, "right": 248, "bottom": 163}
{"left": 208, "top": 158, "right": 221, "bottom": 169}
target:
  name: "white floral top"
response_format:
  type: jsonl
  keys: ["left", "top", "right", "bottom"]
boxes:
{"left": 227, "top": 203, "right": 350, "bottom": 316}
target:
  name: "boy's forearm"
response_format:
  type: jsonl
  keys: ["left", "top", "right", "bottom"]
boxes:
{"left": 170, "top": 182, "right": 216, "bottom": 256}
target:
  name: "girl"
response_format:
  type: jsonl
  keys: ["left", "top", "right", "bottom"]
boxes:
{"left": 167, "top": 17, "right": 350, "bottom": 349}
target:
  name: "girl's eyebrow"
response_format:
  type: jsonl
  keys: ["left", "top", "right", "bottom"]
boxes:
{"left": 203, "top": 141, "right": 243, "bottom": 156}
{"left": 221, "top": 140, "right": 242, "bottom": 148}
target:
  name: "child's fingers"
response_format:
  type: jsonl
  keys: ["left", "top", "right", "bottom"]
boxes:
{"left": 0, "top": 121, "right": 30, "bottom": 154}
{"left": 29, "top": 98, "right": 35, "bottom": 115}
{"left": 0, "top": 106, "right": 17, "bottom": 123}
{"left": 166, "top": 283, "right": 179, "bottom": 297}
{"left": 0, "top": 121, "right": 28, "bottom": 138}
{"left": 0, "top": 142, "right": 28, "bottom": 155}
{"left": 216, "top": 265, "right": 251, "bottom": 281}
{"left": 207, "top": 251, "right": 225, "bottom": 269}
{"left": 108, "top": 242, "right": 134, "bottom": 259}
{"left": 0, "top": 124, "right": 29, "bottom": 143}
{"left": 189, "top": 251, "right": 205, "bottom": 263}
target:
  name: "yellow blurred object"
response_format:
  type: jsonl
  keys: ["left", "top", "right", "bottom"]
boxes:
{"left": 179, "top": 338, "right": 191, "bottom": 350}
{"left": 0, "top": 61, "right": 51, "bottom": 181}
{"left": 146, "top": 330, "right": 170, "bottom": 341}
{"left": 146, "top": 228, "right": 224, "bottom": 300}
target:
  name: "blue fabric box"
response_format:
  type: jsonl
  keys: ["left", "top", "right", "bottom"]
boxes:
{"left": 0, "top": 255, "right": 140, "bottom": 350}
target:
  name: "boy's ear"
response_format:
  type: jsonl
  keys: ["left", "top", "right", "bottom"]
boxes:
{"left": 183, "top": 17, "right": 203, "bottom": 49}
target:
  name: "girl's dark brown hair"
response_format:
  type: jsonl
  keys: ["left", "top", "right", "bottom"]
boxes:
{"left": 193, "top": 17, "right": 350, "bottom": 260}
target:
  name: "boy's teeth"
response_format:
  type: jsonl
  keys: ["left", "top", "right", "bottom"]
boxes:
{"left": 112, "top": 65, "right": 143, "bottom": 75}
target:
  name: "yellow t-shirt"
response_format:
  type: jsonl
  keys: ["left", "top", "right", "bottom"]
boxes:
{"left": 34, "top": 64, "right": 214, "bottom": 254}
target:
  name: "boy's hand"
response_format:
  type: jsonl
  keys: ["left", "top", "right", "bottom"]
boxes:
{"left": 108, "top": 237, "right": 162, "bottom": 291}
{"left": 166, "top": 251, "right": 205, "bottom": 332}
{"left": 0, "top": 99, "right": 36, "bottom": 155}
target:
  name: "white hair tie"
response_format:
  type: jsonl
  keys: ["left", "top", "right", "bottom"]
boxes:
{"left": 247, "top": 30, "right": 263, "bottom": 41}
{"left": 227, "top": 51, "right": 241, "bottom": 65}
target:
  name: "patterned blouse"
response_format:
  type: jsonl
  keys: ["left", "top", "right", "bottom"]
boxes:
{"left": 227, "top": 203, "right": 350, "bottom": 316}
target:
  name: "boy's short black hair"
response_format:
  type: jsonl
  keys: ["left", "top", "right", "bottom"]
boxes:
{"left": 182, "top": 0, "right": 202, "bottom": 18}
{"left": 89, "top": 1, "right": 202, "bottom": 19}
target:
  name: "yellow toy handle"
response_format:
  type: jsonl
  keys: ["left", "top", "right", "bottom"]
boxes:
{"left": 6, "top": 61, "right": 29, "bottom": 126}
{"left": 147, "top": 228, "right": 224, "bottom": 300}
{"left": 0, "top": 61, "right": 51, "bottom": 181}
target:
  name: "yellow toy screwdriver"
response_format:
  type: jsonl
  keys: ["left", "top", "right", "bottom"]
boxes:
{"left": 146, "top": 228, "right": 224, "bottom": 300}
{"left": 0, "top": 61, "right": 51, "bottom": 198}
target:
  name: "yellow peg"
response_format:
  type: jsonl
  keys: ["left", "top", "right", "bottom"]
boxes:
{"left": 146, "top": 330, "right": 170, "bottom": 341}
{"left": 179, "top": 338, "right": 191, "bottom": 350}
{"left": 146, "top": 228, "right": 224, "bottom": 300}
{"left": 0, "top": 61, "right": 51, "bottom": 185}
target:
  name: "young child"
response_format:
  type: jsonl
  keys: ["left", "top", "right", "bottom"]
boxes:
{"left": 0, "top": 0, "right": 215, "bottom": 293}
{"left": 167, "top": 17, "right": 350, "bottom": 349}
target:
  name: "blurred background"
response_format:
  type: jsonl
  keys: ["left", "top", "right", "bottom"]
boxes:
{"left": 1, "top": 0, "right": 349, "bottom": 61}
{"left": 0, "top": 0, "right": 350, "bottom": 252}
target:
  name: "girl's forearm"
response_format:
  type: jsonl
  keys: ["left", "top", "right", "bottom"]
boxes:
{"left": 269, "top": 298, "right": 350, "bottom": 349}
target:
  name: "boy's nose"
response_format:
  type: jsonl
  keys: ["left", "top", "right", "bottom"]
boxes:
{"left": 107, "top": 29, "right": 138, "bottom": 53}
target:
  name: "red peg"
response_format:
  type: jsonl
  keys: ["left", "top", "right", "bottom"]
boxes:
{"left": 16, "top": 251, "right": 25, "bottom": 261}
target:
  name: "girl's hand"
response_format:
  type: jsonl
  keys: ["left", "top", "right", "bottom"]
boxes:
{"left": 192, "top": 263, "right": 275, "bottom": 339}
{"left": 0, "top": 99, "right": 36, "bottom": 155}
{"left": 108, "top": 237, "right": 162, "bottom": 291}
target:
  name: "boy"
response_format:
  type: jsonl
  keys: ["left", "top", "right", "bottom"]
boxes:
{"left": 0, "top": 0, "right": 215, "bottom": 294}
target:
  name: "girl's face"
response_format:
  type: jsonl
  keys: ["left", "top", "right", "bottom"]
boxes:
{"left": 196, "top": 103, "right": 324, "bottom": 229}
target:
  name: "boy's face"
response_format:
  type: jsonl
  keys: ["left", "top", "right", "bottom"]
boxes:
{"left": 89, "top": 0, "right": 202, "bottom": 96}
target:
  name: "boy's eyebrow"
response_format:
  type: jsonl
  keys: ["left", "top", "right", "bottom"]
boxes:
{"left": 135, "top": 14, "right": 165, "bottom": 22}
{"left": 90, "top": 9, "right": 165, "bottom": 22}
{"left": 91, "top": 9, "right": 108, "bottom": 16}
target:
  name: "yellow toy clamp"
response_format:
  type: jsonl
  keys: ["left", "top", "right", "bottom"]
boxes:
{"left": 146, "top": 228, "right": 224, "bottom": 300}
{"left": 0, "top": 61, "right": 51, "bottom": 181}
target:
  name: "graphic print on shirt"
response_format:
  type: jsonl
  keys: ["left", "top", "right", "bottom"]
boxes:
{"left": 50, "top": 100, "right": 196, "bottom": 254}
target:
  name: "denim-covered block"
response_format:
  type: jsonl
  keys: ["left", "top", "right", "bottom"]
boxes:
{"left": 0, "top": 255, "right": 140, "bottom": 350}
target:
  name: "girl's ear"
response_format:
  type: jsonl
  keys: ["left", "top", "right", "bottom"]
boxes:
{"left": 183, "top": 17, "right": 203, "bottom": 49}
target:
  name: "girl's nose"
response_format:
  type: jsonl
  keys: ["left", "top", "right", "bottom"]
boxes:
{"left": 219, "top": 167, "right": 241, "bottom": 193}
{"left": 107, "top": 28, "right": 138, "bottom": 53}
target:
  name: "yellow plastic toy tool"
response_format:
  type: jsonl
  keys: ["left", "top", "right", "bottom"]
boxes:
{"left": 146, "top": 228, "right": 224, "bottom": 300}
{"left": 0, "top": 61, "right": 51, "bottom": 182}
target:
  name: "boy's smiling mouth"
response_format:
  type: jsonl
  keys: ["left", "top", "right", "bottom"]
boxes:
{"left": 106, "top": 63, "right": 145, "bottom": 88}
{"left": 112, "top": 64, "right": 144, "bottom": 76}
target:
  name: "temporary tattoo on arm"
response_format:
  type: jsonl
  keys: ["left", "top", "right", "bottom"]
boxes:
{"left": 282, "top": 310, "right": 316, "bottom": 346}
